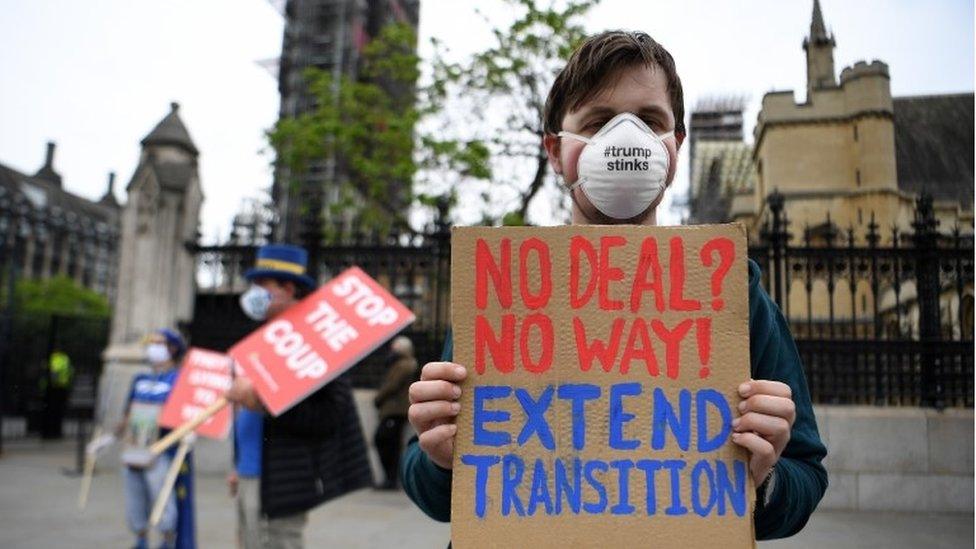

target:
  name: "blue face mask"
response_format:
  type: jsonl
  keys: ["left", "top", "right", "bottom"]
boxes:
{"left": 240, "top": 285, "right": 272, "bottom": 321}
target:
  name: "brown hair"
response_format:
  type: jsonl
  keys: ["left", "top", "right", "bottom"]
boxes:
{"left": 543, "top": 31, "right": 685, "bottom": 136}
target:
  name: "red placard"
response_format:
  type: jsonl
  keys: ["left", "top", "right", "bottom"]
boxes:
{"left": 158, "top": 348, "right": 233, "bottom": 439}
{"left": 229, "top": 267, "right": 415, "bottom": 416}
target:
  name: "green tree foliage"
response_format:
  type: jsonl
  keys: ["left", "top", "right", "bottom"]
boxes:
{"left": 428, "top": 0, "right": 599, "bottom": 225}
{"left": 267, "top": 1, "right": 599, "bottom": 232}
{"left": 3, "top": 276, "right": 110, "bottom": 386}
{"left": 269, "top": 22, "right": 490, "bottom": 237}
{"left": 12, "top": 275, "right": 110, "bottom": 317}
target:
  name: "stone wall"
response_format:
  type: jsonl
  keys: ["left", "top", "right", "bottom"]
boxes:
{"left": 816, "top": 405, "right": 973, "bottom": 513}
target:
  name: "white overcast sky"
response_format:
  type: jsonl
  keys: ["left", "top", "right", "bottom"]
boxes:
{"left": 1, "top": 0, "right": 972, "bottom": 239}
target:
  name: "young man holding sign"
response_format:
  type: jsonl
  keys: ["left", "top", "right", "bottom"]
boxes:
{"left": 225, "top": 245, "right": 373, "bottom": 549}
{"left": 401, "top": 31, "right": 827, "bottom": 543}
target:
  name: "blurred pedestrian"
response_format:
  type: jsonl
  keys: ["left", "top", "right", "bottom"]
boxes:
{"left": 226, "top": 244, "right": 372, "bottom": 549}
{"left": 117, "top": 328, "right": 195, "bottom": 549}
{"left": 372, "top": 336, "right": 417, "bottom": 490}
{"left": 40, "top": 348, "right": 73, "bottom": 439}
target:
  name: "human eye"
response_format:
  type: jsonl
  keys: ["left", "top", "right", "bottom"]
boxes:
{"left": 641, "top": 116, "right": 664, "bottom": 131}
{"left": 584, "top": 118, "right": 608, "bottom": 131}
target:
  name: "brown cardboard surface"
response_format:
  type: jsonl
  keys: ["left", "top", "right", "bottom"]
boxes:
{"left": 450, "top": 225, "right": 754, "bottom": 548}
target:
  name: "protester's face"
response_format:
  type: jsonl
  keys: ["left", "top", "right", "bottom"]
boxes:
{"left": 144, "top": 333, "right": 173, "bottom": 368}
{"left": 544, "top": 63, "right": 684, "bottom": 225}
{"left": 391, "top": 337, "right": 412, "bottom": 357}
{"left": 255, "top": 278, "right": 297, "bottom": 318}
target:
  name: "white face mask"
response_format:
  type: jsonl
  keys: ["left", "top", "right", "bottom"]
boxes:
{"left": 145, "top": 343, "right": 171, "bottom": 365}
{"left": 559, "top": 112, "right": 673, "bottom": 220}
{"left": 240, "top": 285, "right": 272, "bottom": 321}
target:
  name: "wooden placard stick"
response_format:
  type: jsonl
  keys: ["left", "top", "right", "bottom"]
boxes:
{"left": 148, "top": 433, "right": 195, "bottom": 529}
{"left": 148, "top": 397, "right": 227, "bottom": 456}
{"left": 78, "top": 373, "right": 121, "bottom": 510}
{"left": 77, "top": 427, "right": 102, "bottom": 510}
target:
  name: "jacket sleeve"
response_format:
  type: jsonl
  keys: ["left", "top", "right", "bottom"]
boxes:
{"left": 400, "top": 435, "right": 453, "bottom": 522}
{"left": 748, "top": 261, "right": 829, "bottom": 540}
{"left": 399, "top": 335, "right": 455, "bottom": 521}
{"left": 271, "top": 374, "right": 352, "bottom": 439}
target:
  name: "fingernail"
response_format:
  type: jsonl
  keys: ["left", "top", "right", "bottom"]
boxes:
{"left": 453, "top": 385, "right": 461, "bottom": 398}
{"left": 738, "top": 401, "right": 747, "bottom": 412}
{"left": 738, "top": 383, "right": 751, "bottom": 396}
{"left": 450, "top": 402, "right": 460, "bottom": 413}
{"left": 732, "top": 418, "right": 741, "bottom": 429}
{"left": 455, "top": 365, "right": 466, "bottom": 376}
{"left": 448, "top": 424, "right": 458, "bottom": 433}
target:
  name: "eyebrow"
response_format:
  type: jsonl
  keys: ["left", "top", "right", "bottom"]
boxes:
{"left": 636, "top": 106, "right": 669, "bottom": 120}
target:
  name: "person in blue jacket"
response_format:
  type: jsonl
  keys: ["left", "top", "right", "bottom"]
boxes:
{"left": 400, "top": 30, "right": 827, "bottom": 542}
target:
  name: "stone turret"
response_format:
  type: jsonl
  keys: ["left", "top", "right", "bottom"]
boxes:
{"left": 140, "top": 102, "right": 199, "bottom": 156}
{"left": 840, "top": 60, "right": 890, "bottom": 84}
{"left": 108, "top": 102, "right": 202, "bottom": 348}
{"left": 838, "top": 60, "right": 893, "bottom": 114}
{"left": 803, "top": 0, "right": 837, "bottom": 95}
{"left": 752, "top": 1, "right": 899, "bottom": 235}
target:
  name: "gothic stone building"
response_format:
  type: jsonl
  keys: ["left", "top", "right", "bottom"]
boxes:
{"left": 0, "top": 103, "right": 207, "bottom": 313}
{"left": 0, "top": 142, "right": 120, "bottom": 299}
{"left": 686, "top": 0, "right": 973, "bottom": 339}
{"left": 687, "top": 1, "right": 973, "bottom": 238}
{"left": 743, "top": 0, "right": 974, "bottom": 237}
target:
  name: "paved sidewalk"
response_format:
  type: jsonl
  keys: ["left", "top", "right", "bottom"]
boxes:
{"left": 0, "top": 440, "right": 970, "bottom": 548}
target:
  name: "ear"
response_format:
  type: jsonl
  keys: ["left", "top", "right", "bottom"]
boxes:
{"left": 277, "top": 280, "right": 297, "bottom": 299}
{"left": 543, "top": 133, "right": 563, "bottom": 175}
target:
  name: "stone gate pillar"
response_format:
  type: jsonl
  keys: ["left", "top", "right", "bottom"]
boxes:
{"left": 97, "top": 102, "right": 202, "bottom": 439}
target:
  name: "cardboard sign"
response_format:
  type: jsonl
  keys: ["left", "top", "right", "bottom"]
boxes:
{"left": 158, "top": 348, "right": 233, "bottom": 440}
{"left": 229, "top": 267, "right": 415, "bottom": 416}
{"left": 450, "top": 225, "right": 754, "bottom": 548}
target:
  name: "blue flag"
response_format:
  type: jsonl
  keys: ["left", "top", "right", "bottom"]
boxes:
{"left": 174, "top": 452, "right": 196, "bottom": 549}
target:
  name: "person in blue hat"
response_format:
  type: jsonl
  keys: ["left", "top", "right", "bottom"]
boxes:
{"left": 226, "top": 244, "right": 373, "bottom": 549}
{"left": 118, "top": 328, "right": 195, "bottom": 549}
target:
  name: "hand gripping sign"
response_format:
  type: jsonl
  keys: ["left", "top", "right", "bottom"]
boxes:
{"left": 229, "top": 266, "right": 415, "bottom": 416}
{"left": 158, "top": 348, "right": 234, "bottom": 439}
{"left": 149, "top": 267, "right": 415, "bottom": 456}
{"left": 450, "top": 225, "right": 754, "bottom": 549}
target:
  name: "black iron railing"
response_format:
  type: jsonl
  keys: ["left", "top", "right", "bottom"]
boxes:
{"left": 751, "top": 192, "right": 974, "bottom": 408}
{"left": 186, "top": 194, "right": 973, "bottom": 407}
{"left": 188, "top": 206, "right": 452, "bottom": 390}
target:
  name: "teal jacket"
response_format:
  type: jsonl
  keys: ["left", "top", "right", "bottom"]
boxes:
{"left": 400, "top": 260, "right": 828, "bottom": 540}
